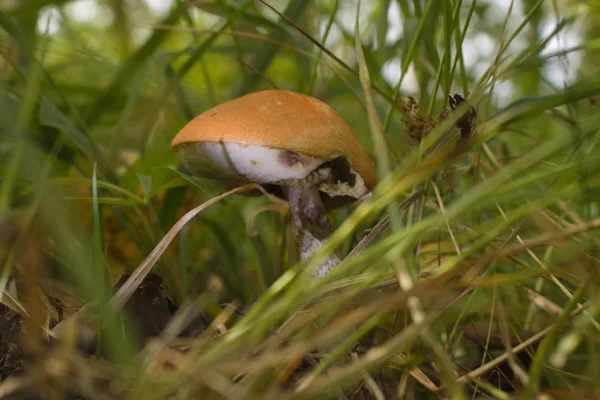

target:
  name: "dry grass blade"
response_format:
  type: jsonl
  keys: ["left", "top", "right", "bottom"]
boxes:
{"left": 524, "top": 287, "right": 564, "bottom": 316}
{"left": 351, "top": 352, "right": 385, "bottom": 400}
{"left": 455, "top": 325, "right": 546, "bottom": 387}
{"left": 106, "top": 184, "right": 260, "bottom": 317}
{"left": 0, "top": 377, "right": 34, "bottom": 398}
{"left": 0, "top": 287, "right": 28, "bottom": 316}
{"left": 389, "top": 351, "right": 440, "bottom": 392}
{"left": 454, "top": 218, "right": 600, "bottom": 284}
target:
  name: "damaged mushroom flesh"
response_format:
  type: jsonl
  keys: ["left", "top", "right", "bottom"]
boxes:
{"left": 171, "top": 90, "right": 377, "bottom": 277}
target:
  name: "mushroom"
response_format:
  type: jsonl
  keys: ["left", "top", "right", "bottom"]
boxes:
{"left": 171, "top": 90, "right": 377, "bottom": 277}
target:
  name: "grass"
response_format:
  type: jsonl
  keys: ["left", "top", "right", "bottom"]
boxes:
{"left": 1, "top": 0, "right": 600, "bottom": 398}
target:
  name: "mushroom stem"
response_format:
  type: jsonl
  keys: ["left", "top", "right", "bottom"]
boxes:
{"left": 286, "top": 187, "right": 341, "bottom": 277}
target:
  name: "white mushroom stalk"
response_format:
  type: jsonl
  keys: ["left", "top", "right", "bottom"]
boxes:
{"left": 285, "top": 186, "right": 340, "bottom": 277}
{"left": 170, "top": 90, "right": 377, "bottom": 278}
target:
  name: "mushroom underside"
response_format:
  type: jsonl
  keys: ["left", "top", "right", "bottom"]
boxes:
{"left": 173, "top": 142, "right": 369, "bottom": 200}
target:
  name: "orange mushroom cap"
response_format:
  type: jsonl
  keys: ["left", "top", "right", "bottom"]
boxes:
{"left": 171, "top": 90, "right": 377, "bottom": 191}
